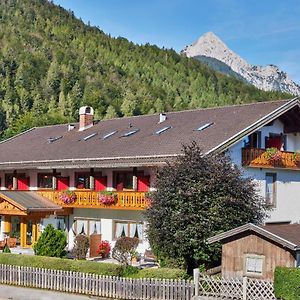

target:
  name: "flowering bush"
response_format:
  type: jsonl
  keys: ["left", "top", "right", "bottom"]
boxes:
{"left": 97, "top": 240, "right": 111, "bottom": 258}
{"left": 59, "top": 190, "right": 76, "bottom": 204}
{"left": 293, "top": 151, "right": 300, "bottom": 163}
{"left": 265, "top": 147, "right": 282, "bottom": 163}
{"left": 98, "top": 192, "right": 117, "bottom": 205}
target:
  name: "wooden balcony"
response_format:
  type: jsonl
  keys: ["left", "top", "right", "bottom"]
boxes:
{"left": 37, "top": 190, "right": 148, "bottom": 210}
{"left": 242, "top": 148, "right": 300, "bottom": 170}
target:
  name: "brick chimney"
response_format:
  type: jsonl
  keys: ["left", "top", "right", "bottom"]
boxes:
{"left": 79, "top": 106, "right": 94, "bottom": 131}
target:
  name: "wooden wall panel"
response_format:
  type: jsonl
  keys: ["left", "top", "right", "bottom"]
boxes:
{"left": 221, "top": 233, "right": 295, "bottom": 280}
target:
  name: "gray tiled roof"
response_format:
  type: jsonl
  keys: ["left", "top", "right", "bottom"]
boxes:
{"left": 208, "top": 223, "right": 300, "bottom": 250}
{"left": 0, "top": 191, "right": 62, "bottom": 212}
{"left": 0, "top": 99, "right": 295, "bottom": 168}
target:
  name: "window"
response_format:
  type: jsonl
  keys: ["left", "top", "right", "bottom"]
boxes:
{"left": 244, "top": 132, "right": 261, "bottom": 148}
{"left": 245, "top": 255, "right": 264, "bottom": 275}
{"left": 82, "top": 132, "right": 97, "bottom": 141}
{"left": 75, "top": 173, "right": 90, "bottom": 189}
{"left": 121, "top": 129, "right": 140, "bottom": 137}
{"left": 266, "top": 173, "right": 276, "bottom": 206}
{"left": 113, "top": 221, "right": 143, "bottom": 240}
{"left": 73, "top": 218, "right": 101, "bottom": 236}
{"left": 196, "top": 122, "right": 214, "bottom": 131}
{"left": 38, "top": 173, "right": 53, "bottom": 189}
{"left": 265, "top": 133, "right": 285, "bottom": 150}
{"left": 155, "top": 126, "right": 172, "bottom": 135}
{"left": 113, "top": 171, "right": 133, "bottom": 191}
{"left": 5, "top": 174, "right": 13, "bottom": 189}
{"left": 102, "top": 130, "right": 117, "bottom": 140}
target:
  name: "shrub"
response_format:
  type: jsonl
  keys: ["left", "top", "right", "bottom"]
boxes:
{"left": 33, "top": 224, "right": 67, "bottom": 258}
{"left": 112, "top": 237, "right": 139, "bottom": 265}
{"left": 274, "top": 267, "right": 300, "bottom": 299}
{"left": 119, "top": 265, "right": 139, "bottom": 277}
{"left": 0, "top": 253, "right": 122, "bottom": 276}
{"left": 2, "top": 244, "right": 11, "bottom": 253}
{"left": 0, "top": 253, "right": 188, "bottom": 279}
{"left": 72, "top": 234, "right": 89, "bottom": 260}
{"left": 97, "top": 240, "right": 111, "bottom": 258}
{"left": 128, "top": 267, "right": 188, "bottom": 279}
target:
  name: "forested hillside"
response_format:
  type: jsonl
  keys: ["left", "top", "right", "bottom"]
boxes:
{"left": 0, "top": 0, "right": 290, "bottom": 138}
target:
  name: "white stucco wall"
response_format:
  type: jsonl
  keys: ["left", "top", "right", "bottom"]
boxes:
{"left": 228, "top": 120, "right": 300, "bottom": 224}
{"left": 67, "top": 208, "right": 150, "bottom": 254}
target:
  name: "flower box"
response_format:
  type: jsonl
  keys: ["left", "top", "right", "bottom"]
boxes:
{"left": 59, "top": 191, "right": 77, "bottom": 204}
{"left": 98, "top": 192, "right": 117, "bottom": 206}
{"left": 265, "top": 147, "right": 282, "bottom": 164}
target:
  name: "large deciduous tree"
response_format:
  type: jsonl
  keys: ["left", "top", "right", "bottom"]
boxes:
{"left": 146, "top": 143, "right": 267, "bottom": 274}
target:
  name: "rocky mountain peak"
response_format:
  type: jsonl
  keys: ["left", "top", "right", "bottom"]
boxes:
{"left": 182, "top": 32, "right": 300, "bottom": 96}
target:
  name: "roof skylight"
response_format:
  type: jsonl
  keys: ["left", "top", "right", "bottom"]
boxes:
{"left": 82, "top": 132, "right": 98, "bottom": 141}
{"left": 196, "top": 122, "right": 214, "bottom": 131}
{"left": 121, "top": 129, "right": 140, "bottom": 137}
{"left": 155, "top": 126, "right": 172, "bottom": 135}
{"left": 47, "top": 136, "right": 63, "bottom": 143}
{"left": 102, "top": 130, "right": 118, "bottom": 140}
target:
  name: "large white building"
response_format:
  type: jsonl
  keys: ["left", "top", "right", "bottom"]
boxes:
{"left": 0, "top": 98, "right": 299, "bottom": 253}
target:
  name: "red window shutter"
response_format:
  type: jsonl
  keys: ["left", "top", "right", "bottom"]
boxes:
{"left": 95, "top": 176, "right": 107, "bottom": 191}
{"left": 137, "top": 176, "right": 150, "bottom": 192}
{"left": 57, "top": 177, "right": 70, "bottom": 191}
{"left": 17, "top": 177, "right": 30, "bottom": 190}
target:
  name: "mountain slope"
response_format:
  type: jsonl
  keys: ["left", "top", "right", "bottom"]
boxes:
{"left": 0, "top": 1, "right": 290, "bottom": 137}
{"left": 182, "top": 32, "right": 300, "bottom": 96}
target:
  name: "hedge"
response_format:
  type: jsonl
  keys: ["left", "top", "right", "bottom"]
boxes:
{"left": 0, "top": 253, "right": 122, "bottom": 276}
{"left": 274, "top": 267, "right": 300, "bottom": 299}
{"left": 0, "top": 253, "right": 188, "bottom": 279}
{"left": 129, "top": 267, "right": 189, "bottom": 279}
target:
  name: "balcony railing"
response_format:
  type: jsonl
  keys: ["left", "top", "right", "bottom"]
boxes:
{"left": 242, "top": 148, "right": 300, "bottom": 170}
{"left": 37, "top": 190, "right": 148, "bottom": 210}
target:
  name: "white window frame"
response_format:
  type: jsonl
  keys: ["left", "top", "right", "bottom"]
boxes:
{"left": 244, "top": 254, "right": 265, "bottom": 277}
{"left": 113, "top": 220, "right": 143, "bottom": 241}
{"left": 265, "top": 173, "right": 277, "bottom": 207}
{"left": 73, "top": 218, "right": 101, "bottom": 237}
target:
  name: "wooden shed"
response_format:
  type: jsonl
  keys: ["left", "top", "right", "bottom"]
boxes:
{"left": 208, "top": 223, "right": 300, "bottom": 280}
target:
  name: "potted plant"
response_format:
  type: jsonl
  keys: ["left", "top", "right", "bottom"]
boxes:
{"left": 97, "top": 240, "right": 111, "bottom": 258}
{"left": 59, "top": 190, "right": 77, "bottom": 204}
{"left": 265, "top": 147, "right": 282, "bottom": 164}
{"left": 98, "top": 192, "right": 117, "bottom": 206}
{"left": 130, "top": 250, "right": 140, "bottom": 263}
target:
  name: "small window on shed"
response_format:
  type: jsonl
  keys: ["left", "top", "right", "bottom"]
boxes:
{"left": 245, "top": 255, "right": 264, "bottom": 275}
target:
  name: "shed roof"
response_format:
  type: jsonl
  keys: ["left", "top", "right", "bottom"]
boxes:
{"left": 0, "top": 191, "right": 62, "bottom": 213}
{"left": 207, "top": 223, "right": 300, "bottom": 251}
{"left": 0, "top": 98, "right": 298, "bottom": 169}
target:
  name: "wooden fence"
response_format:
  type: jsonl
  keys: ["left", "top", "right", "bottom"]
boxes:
{"left": 0, "top": 264, "right": 194, "bottom": 300}
{"left": 194, "top": 269, "right": 277, "bottom": 300}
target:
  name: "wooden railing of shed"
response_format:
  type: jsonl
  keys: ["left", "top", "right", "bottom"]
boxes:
{"left": 37, "top": 190, "right": 147, "bottom": 210}
{"left": 0, "top": 264, "right": 194, "bottom": 300}
{"left": 242, "top": 148, "right": 300, "bottom": 170}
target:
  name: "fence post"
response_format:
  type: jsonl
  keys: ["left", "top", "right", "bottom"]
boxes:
{"left": 193, "top": 268, "right": 199, "bottom": 297}
{"left": 242, "top": 276, "right": 247, "bottom": 300}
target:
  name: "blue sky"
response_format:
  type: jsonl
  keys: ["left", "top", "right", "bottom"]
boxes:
{"left": 54, "top": 0, "right": 300, "bottom": 84}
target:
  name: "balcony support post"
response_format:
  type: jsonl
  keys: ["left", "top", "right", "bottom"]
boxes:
{"left": 132, "top": 167, "right": 138, "bottom": 191}
{"left": 52, "top": 169, "right": 57, "bottom": 190}
{"left": 90, "top": 168, "right": 95, "bottom": 190}
{"left": 12, "top": 170, "right": 17, "bottom": 190}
